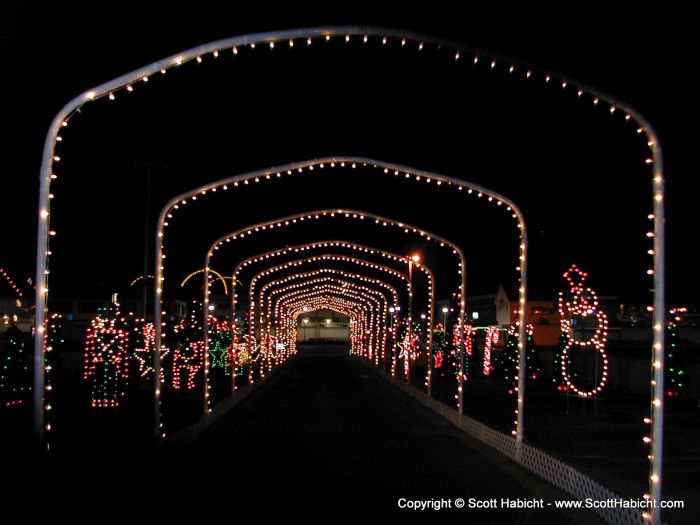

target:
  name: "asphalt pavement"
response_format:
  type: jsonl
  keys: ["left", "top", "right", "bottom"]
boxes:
{"left": 0, "top": 349, "right": 625, "bottom": 523}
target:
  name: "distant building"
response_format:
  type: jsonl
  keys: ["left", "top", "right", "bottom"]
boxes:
{"left": 466, "top": 284, "right": 619, "bottom": 346}
{"left": 297, "top": 309, "right": 351, "bottom": 342}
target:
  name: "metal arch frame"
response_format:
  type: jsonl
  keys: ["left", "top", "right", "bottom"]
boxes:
{"left": 159, "top": 171, "right": 514, "bottom": 448}
{"left": 286, "top": 295, "right": 370, "bottom": 353}
{"left": 229, "top": 239, "right": 432, "bottom": 320}
{"left": 253, "top": 267, "right": 400, "bottom": 373}
{"left": 248, "top": 253, "right": 427, "bottom": 372}
{"left": 33, "top": 27, "right": 664, "bottom": 522}
{"left": 266, "top": 278, "right": 389, "bottom": 355}
{"left": 257, "top": 268, "right": 400, "bottom": 311}
{"left": 285, "top": 293, "right": 373, "bottom": 349}
{"left": 271, "top": 282, "right": 386, "bottom": 355}
{"left": 246, "top": 253, "right": 414, "bottom": 338}
{"left": 227, "top": 239, "right": 433, "bottom": 345}
{"left": 180, "top": 269, "right": 229, "bottom": 295}
{"left": 195, "top": 192, "right": 506, "bottom": 408}
{"left": 245, "top": 254, "right": 413, "bottom": 379}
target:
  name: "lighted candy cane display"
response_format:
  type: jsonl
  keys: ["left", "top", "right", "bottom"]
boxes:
{"left": 558, "top": 265, "right": 609, "bottom": 397}
{"left": 265, "top": 278, "right": 389, "bottom": 361}
{"left": 482, "top": 326, "right": 500, "bottom": 377}
{"left": 273, "top": 283, "right": 384, "bottom": 357}
{"left": 83, "top": 309, "right": 130, "bottom": 408}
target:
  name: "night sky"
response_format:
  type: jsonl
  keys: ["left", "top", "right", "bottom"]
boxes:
{"left": 0, "top": 3, "right": 697, "bottom": 307}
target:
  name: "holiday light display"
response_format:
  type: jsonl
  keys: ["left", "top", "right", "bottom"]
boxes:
{"left": 208, "top": 318, "right": 232, "bottom": 372}
{"left": 286, "top": 295, "right": 368, "bottom": 355}
{"left": 252, "top": 259, "right": 402, "bottom": 372}
{"left": 180, "top": 268, "right": 229, "bottom": 294}
{"left": 32, "top": 27, "right": 665, "bottom": 521}
{"left": 0, "top": 268, "right": 23, "bottom": 303}
{"left": 220, "top": 231, "right": 439, "bottom": 341}
{"left": 259, "top": 269, "right": 400, "bottom": 361}
{"left": 552, "top": 332, "right": 578, "bottom": 392}
{"left": 282, "top": 290, "right": 376, "bottom": 349}
{"left": 170, "top": 306, "right": 206, "bottom": 390}
{"left": 172, "top": 341, "right": 203, "bottom": 390}
{"left": 198, "top": 210, "right": 453, "bottom": 387}
{"left": 397, "top": 330, "right": 420, "bottom": 379}
{"left": 231, "top": 239, "right": 434, "bottom": 335}
{"left": 132, "top": 321, "right": 156, "bottom": 378}
{"left": 432, "top": 324, "right": 447, "bottom": 372}
{"left": 503, "top": 324, "right": 540, "bottom": 394}
{"left": 83, "top": 308, "right": 130, "bottom": 408}
{"left": 558, "top": 265, "right": 609, "bottom": 397}
{"left": 665, "top": 308, "right": 687, "bottom": 397}
{"left": 266, "top": 278, "right": 389, "bottom": 362}
{"left": 159, "top": 166, "right": 521, "bottom": 438}
{"left": 245, "top": 253, "right": 416, "bottom": 340}
{"left": 482, "top": 326, "right": 500, "bottom": 377}
{"left": 0, "top": 328, "right": 30, "bottom": 407}
{"left": 277, "top": 289, "right": 374, "bottom": 354}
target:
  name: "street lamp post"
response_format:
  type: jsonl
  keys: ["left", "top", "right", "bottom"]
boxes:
{"left": 134, "top": 160, "right": 168, "bottom": 323}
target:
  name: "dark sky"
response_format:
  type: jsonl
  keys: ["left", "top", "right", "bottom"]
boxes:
{"left": 0, "top": 2, "right": 696, "bottom": 307}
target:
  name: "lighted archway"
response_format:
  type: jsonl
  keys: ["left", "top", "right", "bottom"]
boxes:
{"left": 266, "top": 278, "right": 389, "bottom": 356}
{"left": 33, "top": 27, "right": 665, "bottom": 519}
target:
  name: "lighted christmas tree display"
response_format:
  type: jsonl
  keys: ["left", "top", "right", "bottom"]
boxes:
{"left": 558, "top": 264, "right": 609, "bottom": 397}
{"left": 666, "top": 308, "right": 687, "bottom": 397}
{"left": 432, "top": 324, "right": 447, "bottom": 375}
{"left": 0, "top": 326, "right": 31, "bottom": 407}
{"left": 83, "top": 307, "right": 131, "bottom": 408}
{"left": 502, "top": 324, "right": 540, "bottom": 394}
{"left": 208, "top": 316, "right": 232, "bottom": 372}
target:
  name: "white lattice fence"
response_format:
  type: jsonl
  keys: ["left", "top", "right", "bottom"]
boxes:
{"left": 519, "top": 444, "right": 644, "bottom": 525}
{"left": 355, "top": 356, "right": 646, "bottom": 525}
